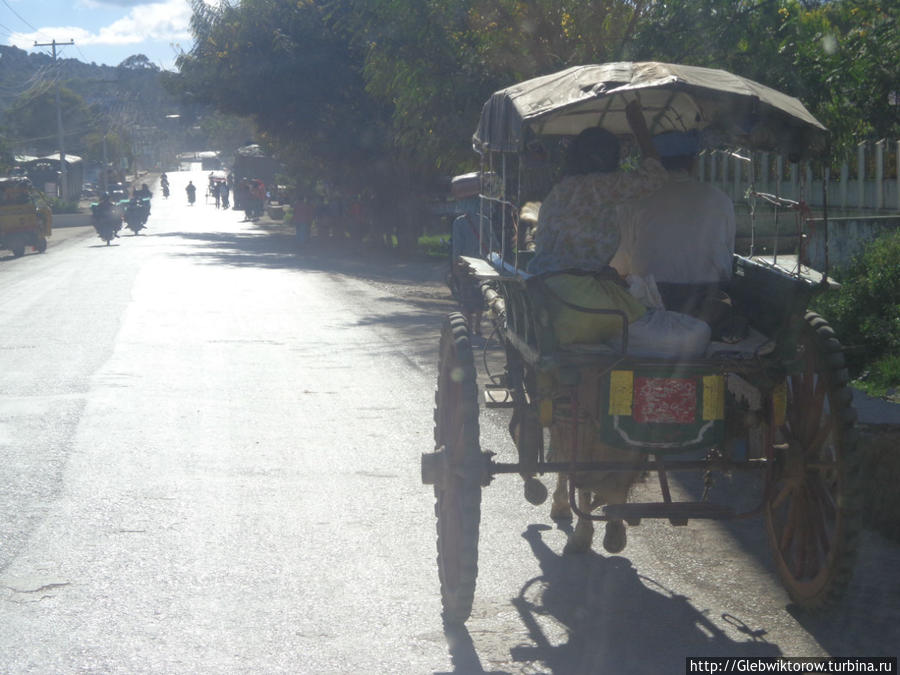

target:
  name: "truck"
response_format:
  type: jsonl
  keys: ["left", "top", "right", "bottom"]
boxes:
{"left": 0, "top": 177, "right": 52, "bottom": 258}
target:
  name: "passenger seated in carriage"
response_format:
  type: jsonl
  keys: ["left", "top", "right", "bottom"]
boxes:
{"left": 523, "top": 104, "right": 712, "bottom": 555}
{"left": 527, "top": 101, "right": 710, "bottom": 358}
{"left": 610, "top": 131, "right": 745, "bottom": 342}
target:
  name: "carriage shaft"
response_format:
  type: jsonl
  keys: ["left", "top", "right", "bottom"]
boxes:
{"left": 487, "top": 458, "right": 767, "bottom": 476}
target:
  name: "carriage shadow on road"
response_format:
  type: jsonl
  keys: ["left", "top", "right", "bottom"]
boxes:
{"left": 511, "top": 524, "right": 781, "bottom": 673}
{"left": 671, "top": 472, "right": 900, "bottom": 658}
{"left": 436, "top": 524, "right": 781, "bottom": 674}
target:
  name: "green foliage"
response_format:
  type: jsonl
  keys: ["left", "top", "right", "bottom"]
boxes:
{"left": 48, "top": 198, "right": 81, "bottom": 214}
{"left": 813, "top": 230, "right": 900, "bottom": 392}
{"left": 78, "top": 131, "right": 132, "bottom": 167}
{"left": 117, "top": 54, "right": 160, "bottom": 72}
{"left": 418, "top": 232, "right": 451, "bottom": 259}
{"left": 171, "top": 0, "right": 900, "bottom": 252}
{"left": 630, "top": 0, "right": 900, "bottom": 155}
{"left": 0, "top": 133, "right": 12, "bottom": 172}
{"left": 4, "top": 86, "right": 95, "bottom": 156}
{"left": 0, "top": 44, "right": 208, "bottom": 173}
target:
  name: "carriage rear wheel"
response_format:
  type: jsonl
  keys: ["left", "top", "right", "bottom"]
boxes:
{"left": 764, "top": 312, "right": 861, "bottom": 609}
{"left": 432, "top": 312, "right": 484, "bottom": 624}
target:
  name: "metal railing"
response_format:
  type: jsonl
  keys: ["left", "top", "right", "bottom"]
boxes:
{"left": 698, "top": 139, "right": 900, "bottom": 213}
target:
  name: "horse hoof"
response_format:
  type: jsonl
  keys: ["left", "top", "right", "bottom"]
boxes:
{"left": 602, "top": 520, "right": 627, "bottom": 554}
{"left": 550, "top": 502, "right": 573, "bottom": 520}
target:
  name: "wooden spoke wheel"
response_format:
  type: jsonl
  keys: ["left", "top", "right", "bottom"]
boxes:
{"left": 764, "top": 312, "right": 861, "bottom": 609}
{"left": 432, "top": 312, "right": 484, "bottom": 624}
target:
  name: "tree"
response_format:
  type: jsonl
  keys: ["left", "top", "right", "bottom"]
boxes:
{"left": 4, "top": 85, "right": 96, "bottom": 156}
{"left": 173, "top": 0, "right": 898, "bottom": 251}
{"left": 630, "top": 0, "right": 900, "bottom": 155}
{"left": 788, "top": 0, "right": 900, "bottom": 153}
{"left": 118, "top": 54, "right": 160, "bottom": 72}
{"left": 172, "top": 0, "right": 417, "bottom": 247}
{"left": 78, "top": 130, "right": 131, "bottom": 169}
{"left": 0, "top": 131, "right": 13, "bottom": 172}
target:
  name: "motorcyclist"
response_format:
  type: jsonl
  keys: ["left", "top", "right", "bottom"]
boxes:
{"left": 92, "top": 192, "right": 121, "bottom": 238}
{"left": 134, "top": 183, "right": 152, "bottom": 200}
{"left": 93, "top": 192, "right": 114, "bottom": 217}
{"left": 133, "top": 183, "right": 152, "bottom": 216}
{"left": 186, "top": 181, "right": 196, "bottom": 205}
{"left": 125, "top": 195, "right": 149, "bottom": 230}
{"left": 160, "top": 173, "right": 170, "bottom": 198}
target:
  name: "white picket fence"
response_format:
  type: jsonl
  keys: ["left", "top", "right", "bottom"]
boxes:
{"left": 698, "top": 139, "right": 900, "bottom": 213}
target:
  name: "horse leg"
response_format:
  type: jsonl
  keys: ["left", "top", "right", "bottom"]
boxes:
{"left": 563, "top": 489, "right": 595, "bottom": 554}
{"left": 590, "top": 474, "right": 635, "bottom": 554}
{"left": 550, "top": 474, "right": 572, "bottom": 520}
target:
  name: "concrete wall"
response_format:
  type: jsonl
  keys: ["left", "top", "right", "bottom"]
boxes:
{"left": 51, "top": 213, "right": 93, "bottom": 228}
{"left": 806, "top": 215, "right": 900, "bottom": 271}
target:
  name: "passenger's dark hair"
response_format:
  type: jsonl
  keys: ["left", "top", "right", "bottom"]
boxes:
{"left": 566, "top": 127, "right": 620, "bottom": 175}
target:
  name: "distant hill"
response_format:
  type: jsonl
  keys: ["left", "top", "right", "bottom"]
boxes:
{"left": 0, "top": 45, "right": 202, "bottom": 161}
{"left": 1, "top": 45, "right": 141, "bottom": 111}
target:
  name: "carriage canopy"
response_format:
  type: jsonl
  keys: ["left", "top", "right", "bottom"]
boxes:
{"left": 473, "top": 62, "right": 827, "bottom": 159}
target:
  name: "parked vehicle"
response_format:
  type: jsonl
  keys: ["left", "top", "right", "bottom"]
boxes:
{"left": 0, "top": 176, "right": 52, "bottom": 257}
{"left": 421, "top": 62, "right": 858, "bottom": 625}
{"left": 108, "top": 182, "right": 129, "bottom": 202}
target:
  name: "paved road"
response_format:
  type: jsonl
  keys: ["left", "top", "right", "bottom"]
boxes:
{"left": 1, "top": 171, "right": 898, "bottom": 674}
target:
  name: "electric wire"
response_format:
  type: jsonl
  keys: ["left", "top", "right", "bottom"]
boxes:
{"left": 1, "top": 0, "right": 38, "bottom": 32}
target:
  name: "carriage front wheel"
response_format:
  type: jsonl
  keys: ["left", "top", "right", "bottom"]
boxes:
{"left": 428, "top": 312, "right": 485, "bottom": 624}
{"left": 764, "top": 311, "right": 861, "bottom": 609}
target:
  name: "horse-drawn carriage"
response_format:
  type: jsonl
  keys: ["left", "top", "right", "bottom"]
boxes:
{"left": 421, "top": 62, "right": 859, "bottom": 625}
{"left": 206, "top": 170, "right": 228, "bottom": 206}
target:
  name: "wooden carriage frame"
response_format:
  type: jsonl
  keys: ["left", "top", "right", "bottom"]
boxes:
{"left": 421, "top": 63, "right": 862, "bottom": 625}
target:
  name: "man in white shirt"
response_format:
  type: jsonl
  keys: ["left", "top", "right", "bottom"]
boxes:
{"left": 610, "top": 131, "right": 739, "bottom": 337}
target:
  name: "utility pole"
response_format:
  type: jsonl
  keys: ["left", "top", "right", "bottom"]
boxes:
{"left": 34, "top": 39, "right": 74, "bottom": 200}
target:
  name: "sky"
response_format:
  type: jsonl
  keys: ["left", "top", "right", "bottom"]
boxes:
{"left": 0, "top": 0, "right": 199, "bottom": 71}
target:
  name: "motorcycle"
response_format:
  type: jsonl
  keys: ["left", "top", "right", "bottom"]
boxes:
{"left": 124, "top": 197, "right": 150, "bottom": 235}
{"left": 161, "top": 183, "right": 170, "bottom": 199}
{"left": 90, "top": 200, "right": 122, "bottom": 245}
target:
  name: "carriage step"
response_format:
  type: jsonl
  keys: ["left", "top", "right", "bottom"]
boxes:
{"left": 484, "top": 386, "right": 514, "bottom": 407}
{"left": 603, "top": 502, "right": 735, "bottom": 526}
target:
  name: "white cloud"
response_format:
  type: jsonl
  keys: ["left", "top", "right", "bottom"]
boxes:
{"left": 9, "top": 0, "right": 192, "bottom": 49}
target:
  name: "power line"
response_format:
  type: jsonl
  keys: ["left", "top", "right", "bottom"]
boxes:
{"left": 1, "top": 0, "right": 38, "bottom": 33}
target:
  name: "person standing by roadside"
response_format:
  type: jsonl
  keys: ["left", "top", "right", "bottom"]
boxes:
{"left": 291, "top": 195, "right": 315, "bottom": 246}
{"left": 236, "top": 180, "right": 251, "bottom": 220}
